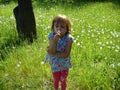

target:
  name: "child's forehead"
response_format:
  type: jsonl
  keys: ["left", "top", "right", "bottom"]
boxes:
{"left": 54, "top": 20, "right": 66, "bottom": 25}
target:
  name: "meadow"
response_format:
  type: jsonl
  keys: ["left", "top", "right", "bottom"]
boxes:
{"left": 0, "top": 1, "right": 120, "bottom": 90}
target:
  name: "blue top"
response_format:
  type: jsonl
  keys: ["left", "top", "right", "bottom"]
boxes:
{"left": 44, "top": 32, "right": 74, "bottom": 72}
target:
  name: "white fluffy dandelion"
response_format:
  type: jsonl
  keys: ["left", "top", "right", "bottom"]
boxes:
{"left": 115, "top": 49, "right": 119, "bottom": 52}
{"left": 77, "top": 42, "right": 80, "bottom": 46}
{"left": 17, "top": 64, "right": 20, "bottom": 67}
{"left": 117, "top": 63, "right": 120, "bottom": 67}
{"left": 41, "top": 61, "right": 45, "bottom": 65}
{"left": 110, "top": 64, "right": 115, "bottom": 68}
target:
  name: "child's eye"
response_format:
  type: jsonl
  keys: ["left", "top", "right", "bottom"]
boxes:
{"left": 55, "top": 25, "right": 59, "bottom": 28}
{"left": 61, "top": 26, "right": 65, "bottom": 28}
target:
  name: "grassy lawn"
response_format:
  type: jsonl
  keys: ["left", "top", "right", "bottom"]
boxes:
{"left": 0, "top": 1, "right": 120, "bottom": 90}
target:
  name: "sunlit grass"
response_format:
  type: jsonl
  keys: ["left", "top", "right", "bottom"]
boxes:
{"left": 0, "top": 2, "right": 120, "bottom": 90}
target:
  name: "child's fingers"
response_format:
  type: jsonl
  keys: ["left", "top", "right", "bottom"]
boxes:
{"left": 54, "top": 34, "right": 60, "bottom": 42}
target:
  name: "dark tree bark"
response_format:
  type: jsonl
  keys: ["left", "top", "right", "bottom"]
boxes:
{"left": 13, "top": 0, "right": 37, "bottom": 43}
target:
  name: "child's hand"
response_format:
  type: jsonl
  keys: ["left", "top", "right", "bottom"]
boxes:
{"left": 53, "top": 33, "right": 60, "bottom": 42}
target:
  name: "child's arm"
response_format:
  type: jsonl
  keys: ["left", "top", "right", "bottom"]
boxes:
{"left": 47, "top": 39, "right": 57, "bottom": 54}
{"left": 47, "top": 34, "right": 60, "bottom": 54}
{"left": 48, "top": 39, "right": 73, "bottom": 58}
{"left": 53, "top": 40, "right": 73, "bottom": 58}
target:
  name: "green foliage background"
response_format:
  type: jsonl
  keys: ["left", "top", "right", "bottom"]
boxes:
{"left": 0, "top": 0, "right": 120, "bottom": 4}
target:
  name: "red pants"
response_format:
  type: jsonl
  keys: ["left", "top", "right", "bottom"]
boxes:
{"left": 52, "top": 70, "right": 69, "bottom": 90}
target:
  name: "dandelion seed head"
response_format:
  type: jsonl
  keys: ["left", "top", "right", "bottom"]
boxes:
{"left": 77, "top": 42, "right": 80, "bottom": 46}
{"left": 74, "top": 40, "right": 77, "bottom": 43}
{"left": 110, "top": 64, "right": 115, "bottom": 68}
{"left": 118, "top": 78, "right": 120, "bottom": 82}
{"left": 77, "top": 35, "right": 80, "bottom": 38}
{"left": 98, "top": 42, "right": 102, "bottom": 45}
{"left": 88, "top": 30, "right": 91, "bottom": 32}
{"left": 118, "top": 63, "right": 120, "bottom": 67}
{"left": 108, "top": 46, "right": 111, "bottom": 49}
{"left": 91, "top": 34, "right": 95, "bottom": 37}
{"left": 17, "top": 64, "right": 20, "bottom": 67}
{"left": 41, "top": 61, "right": 45, "bottom": 65}
{"left": 100, "top": 46, "right": 102, "bottom": 50}
{"left": 110, "top": 41, "right": 113, "bottom": 44}
{"left": 115, "top": 49, "right": 119, "bottom": 52}
{"left": 106, "top": 41, "right": 109, "bottom": 45}
{"left": 5, "top": 73, "right": 9, "bottom": 77}
{"left": 19, "top": 61, "right": 21, "bottom": 64}
{"left": 81, "top": 29, "right": 85, "bottom": 33}
{"left": 102, "top": 31, "right": 104, "bottom": 34}
{"left": 104, "top": 57, "right": 107, "bottom": 60}
{"left": 44, "top": 40, "right": 46, "bottom": 42}
{"left": 102, "top": 44, "right": 105, "bottom": 47}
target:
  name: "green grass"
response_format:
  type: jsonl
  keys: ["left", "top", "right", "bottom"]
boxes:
{"left": 0, "top": 2, "right": 120, "bottom": 90}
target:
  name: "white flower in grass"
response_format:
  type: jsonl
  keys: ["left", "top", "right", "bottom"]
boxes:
{"left": 36, "top": 23, "right": 39, "bottom": 26}
{"left": 74, "top": 39, "right": 77, "bottom": 43}
{"left": 102, "top": 44, "right": 105, "bottom": 47}
{"left": 108, "top": 46, "right": 111, "bottom": 49}
{"left": 91, "top": 34, "right": 95, "bottom": 38}
{"left": 102, "top": 19, "right": 104, "bottom": 22}
{"left": 41, "top": 61, "right": 45, "bottom": 65}
{"left": 116, "top": 34, "right": 119, "bottom": 38}
{"left": 22, "top": 85, "right": 25, "bottom": 88}
{"left": 116, "top": 45, "right": 120, "bottom": 49}
{"left": 72, "top": 30, "right": 75, "bottom": 33}
{"left": 77, "top": 42, "right": 80, "bottom": 46}
{"left": 81, "top": 29, "right": 85, "bottom": 33}
{"left": 44, "top": 40, "right": 46, "bottom": 42}
{"left": 98, "top": 42, "right": 102, "bottom": 45}
{"left": 104, "top": 57, "right": 107, "bottom": 60}
{"left": 77, "top": 35, "right": 80, "bottom": 38}
{"left": 98, "top": 32, "right": 100, "bottom": 35}
{"left": 10, "top": 15, "right": 14, "bottom": 20}
{"left": 112, "top": 46, "right": 115, "bottom": 49}
{"left": 12, "top": 46, "right": 15, "bottom": 49}
{"left": 118, "top": 78, "right": 120, "bottom": 82}
{"left": 96, "top": 38, "right": 98, "bottom": 41}
{"left": 19, "top": 61, "right": 21, "bottom": 64}
{"left": 110, "top": 64, "right": 115, "bottom": 68}
{"left": 106, "top": 41, "right": 109, "bottom": 45}
{"left": 118, "top": 63, "right": 120, "bottom": 67}
{"left": 81, "top": 34, "right": 84, "bottom": 37}
{"left": 101, "top": 31, "right": 104, "bottom": 34}
{"left": 16, "top": 61, "right": 21, "bottom": 67}
{"left": 104, "top": 37, "right": 107, "bottom": 40}
{"left": 115, "top": 49, "right": 119, "bottom": 52}
{"left": 88, "top": 30, "right": 91, "bottom": 33}
{"left": 5, "top": 73, "right": 9, "bottom": 77}
{"left": 17, "top": 64, "right": 20, "bottom": 67}
{"left": 100, "top": 46, "right": 102, "bottom": 50}
{"left": 110, "top": 41, "right": 113, "bottom": 44}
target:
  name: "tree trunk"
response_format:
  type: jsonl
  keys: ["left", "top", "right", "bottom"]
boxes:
{"left": 13, "top": 0, "right": 37, "bottom": 43}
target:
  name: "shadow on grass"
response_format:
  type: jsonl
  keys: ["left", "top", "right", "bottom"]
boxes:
{"left": 0, "top": 37, "right": 20, "bottom": 61}
{"left": 0, "top": 37, "right": 36, "bottom": 61}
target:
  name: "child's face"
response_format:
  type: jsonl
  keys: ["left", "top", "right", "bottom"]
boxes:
{"left": 54, "top": 22, "right": 67, "bottom": 37}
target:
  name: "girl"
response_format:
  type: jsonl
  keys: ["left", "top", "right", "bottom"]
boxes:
{"left": 44, "top": 14, "right": 74, "bottom": 90}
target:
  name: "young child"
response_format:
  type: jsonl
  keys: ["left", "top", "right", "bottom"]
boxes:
{"left": 44, "top": 14, "right": 74, "bottom": 90}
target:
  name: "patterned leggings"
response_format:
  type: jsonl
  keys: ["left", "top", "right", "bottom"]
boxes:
{"left": 52, "top": 70, "right": 69, "bottom": 90}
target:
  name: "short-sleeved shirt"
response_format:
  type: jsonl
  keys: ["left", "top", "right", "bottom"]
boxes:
{"left": 44, "top": 32, "right": 74, "bottom": 72}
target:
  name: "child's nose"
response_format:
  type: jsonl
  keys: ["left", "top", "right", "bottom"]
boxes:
{"left": 57, "top": 26, "right": 61, "bottom": 30}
